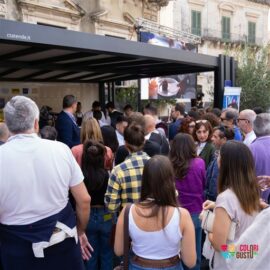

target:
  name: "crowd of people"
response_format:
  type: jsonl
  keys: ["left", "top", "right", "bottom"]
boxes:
{"left": 0, "top": 94, "right": 269, "bottom": 270}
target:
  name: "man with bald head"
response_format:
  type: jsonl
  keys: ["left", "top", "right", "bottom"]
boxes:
{"left": 144, "top": 114, "right": 169, "bottom": 155}
{"left": 0, "top": 122, "right": 9, "bottom": 145}
{"left": 237, "top": 109, "right": 257, "bottom": 146}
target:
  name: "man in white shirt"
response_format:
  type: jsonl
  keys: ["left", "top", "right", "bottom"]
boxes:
{"left": 0, "top": 96, "right": 92, "bottom": 270}
{"left": 115, "top": 115, "right": 128, "bottom": 146}
{"left": 237, "top": 109, "right": 257, "bottom": 146}
{"left": 84, "top": 100, "right": 111, "bottom": 127}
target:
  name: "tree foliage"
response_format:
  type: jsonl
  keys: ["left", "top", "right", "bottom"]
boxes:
{"left": 236, "top": 46, "right": 270, "bottom": 110}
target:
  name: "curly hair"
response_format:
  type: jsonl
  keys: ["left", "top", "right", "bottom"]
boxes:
{"left": 179, "top": 117, "right": 195, "bottom": 135}
{"left": 202, "top": 113, "right": 220, "bottom": 128}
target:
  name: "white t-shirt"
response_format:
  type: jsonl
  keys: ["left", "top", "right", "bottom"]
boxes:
{"left": 212, "top": 189, "right": 258, "bottom": 270}
{"left": 227, "top": 208, "right": 270, "bottom": 270}
{"left": 0, "top": 133, "right": 84, "bottom": 225}
{"left": 243, "top": 130, "right": 256, "bottom": 146}
{"left": 116, "top": 130, "right": 124, "bottom": 146}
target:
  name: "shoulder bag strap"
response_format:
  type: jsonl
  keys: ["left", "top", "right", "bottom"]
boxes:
{"left": 123, "top": 204, "right": 132, "bottom": 270}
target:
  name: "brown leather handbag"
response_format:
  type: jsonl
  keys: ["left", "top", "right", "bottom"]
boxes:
{"left": 114, "top": 204, "right": 131, "bottom": 270}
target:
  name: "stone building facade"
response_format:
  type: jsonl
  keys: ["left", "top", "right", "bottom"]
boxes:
{"left": 161, "top": 0, "right": 270, "bottom": 101}
{"left": 0, "top": 0, "right": 171, "bottom": 112}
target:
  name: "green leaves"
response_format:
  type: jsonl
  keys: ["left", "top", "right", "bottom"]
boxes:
{"left": 236, "top": 45, "right": 270, "bottom": 110}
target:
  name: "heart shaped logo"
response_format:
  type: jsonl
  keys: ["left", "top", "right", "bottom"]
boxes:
{"left": 221, "top": 245, "right": 228, "bottom": 252}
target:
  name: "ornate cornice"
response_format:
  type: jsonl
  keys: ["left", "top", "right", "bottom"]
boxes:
{"left": 146, "top": 0, "right": 171, "bottom": 7}
{"left": 17, "top": 0, "right": 85, "bottom": 17}
{"left": 247, "top": 0, "right": 270, "bottom": 7}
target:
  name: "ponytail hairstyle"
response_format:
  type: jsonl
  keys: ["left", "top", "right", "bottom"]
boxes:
{"left": 82, "top": 140, "right": 108, "bottom": 192}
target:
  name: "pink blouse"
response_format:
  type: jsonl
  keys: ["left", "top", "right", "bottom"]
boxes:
{"left": 71, "top": 144, "right": 113, "bottom": 170}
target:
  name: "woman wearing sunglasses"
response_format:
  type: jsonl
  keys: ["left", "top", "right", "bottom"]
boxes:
{"left": 193, "top": 120, "right": 215, "bottom": 168}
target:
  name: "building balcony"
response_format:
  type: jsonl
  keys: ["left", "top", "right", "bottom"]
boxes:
{"left": 146, "top": 0, "right": 172, "bottom": 7}
{"left": 201, "top": 29, "right": 263, "bottom": 46}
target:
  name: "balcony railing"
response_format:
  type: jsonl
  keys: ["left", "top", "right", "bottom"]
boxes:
{"left": 201, "top": 28, "right": 263, "bottom": 46}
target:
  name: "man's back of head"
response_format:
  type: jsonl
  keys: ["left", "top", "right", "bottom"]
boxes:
{"left": 253, "top": 113, "right": 270, "bottom": 137}
{"left": 92, "top": 100, "right": 101, "bottom": 111}
{"left": 105, "top": 101, "right": 115, "bottom": 111}
{"left": 144, "top": 114, "right": 156, "bottom": 134}
{"left": 40, "top": 126, "right": 58, "bottom": 141}
{"left": 63, "top": 95, "right": 77, "bottom": 110}
{"left": 144, "top": 103, "right": 158, "bottom": 116}
{"left": 124, "top": 124, "right": 145, "bottom": 153}
{"left": 222, "top": 109, "right": 238, "bottom": 127}
{"left": 4, "top": 96, "right": 39, "bottom": 135}
{"left": 0, "top": 122, "right": 9, "bottom": 143}
{"left": 175, "top": 102, "right": 185, "bottom": 117}
{"left": 127, "top": 112, "right": 146, "bottom": 134}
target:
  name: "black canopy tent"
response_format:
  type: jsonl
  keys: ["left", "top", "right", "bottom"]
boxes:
{"left": 0, "top": 19, "right": 235, "bottom": 108}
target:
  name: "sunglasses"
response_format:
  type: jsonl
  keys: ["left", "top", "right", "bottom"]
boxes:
{"left": 237, "top": 118, "right": 249, "bottom": 122}
{"left": 196, "top": 120, "right": 208, "bottom": 124}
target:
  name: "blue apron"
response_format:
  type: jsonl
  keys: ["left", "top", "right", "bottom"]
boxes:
{"left": 0, "top": 203, "right": 84, "bottom": 270}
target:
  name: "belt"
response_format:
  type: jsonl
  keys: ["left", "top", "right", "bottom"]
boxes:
{"left": 91, "top": 205, "right": 105, "bottom": 208}
{"left": 132, "top": 254, "right": 181, "bottom": 268}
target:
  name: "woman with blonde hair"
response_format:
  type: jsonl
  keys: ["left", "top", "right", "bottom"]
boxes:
{"left": 72, "top": 117, "right": 113, "bottom": 170}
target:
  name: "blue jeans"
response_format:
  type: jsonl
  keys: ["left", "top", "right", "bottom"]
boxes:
{"left": 183, "top": 213, "right": 202, "bottom": 270}
{"left": 85, "top": 207, "right": 116, "bottom": 270}
{"left": 129, "top": 260, "right": 184, "bottom": 270}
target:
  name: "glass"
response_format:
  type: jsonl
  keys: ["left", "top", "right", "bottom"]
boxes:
{"left": 195, "top": 120, "right": 207, "bottom": 124}
{"left": 237, "top": 118, "right": 249, "bottom": 122}
{"left": 257, "top": 176, "right": 270, "bottom": 191}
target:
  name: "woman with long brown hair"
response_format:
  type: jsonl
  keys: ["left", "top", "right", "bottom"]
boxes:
{"left": 193, "top": 120, "right": 215, "bottom": 168}
{"left": 170, "top": 133, "right": 206, "bottom": 270}
{"left": 203, "top": 141, "right": 260, "bottom": 270}
{"left": 114, "top": 155, "right": 196, "bottom": 270}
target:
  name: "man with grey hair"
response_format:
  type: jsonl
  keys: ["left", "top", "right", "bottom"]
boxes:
{"left": 250, "top": 113, "right": 270, "bottom": 202}
{"left": 0, "top": 122, "right": 9, "bottom": 145}
{"left": 0, "top": 96, "right": 92, "bottom": 269}
{"left": 237, "top": 109, "right": 257, "bottom": 145}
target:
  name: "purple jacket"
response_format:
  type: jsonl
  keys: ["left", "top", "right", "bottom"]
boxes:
{"left": 175, "top": 158, "right": 206, "bottom": 214}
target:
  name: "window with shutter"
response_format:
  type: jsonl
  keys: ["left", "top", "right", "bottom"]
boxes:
{"left": 222, "top": 16, "right": 230, "bottom": 41}
{"left": 191, "top": 10, "right": 201, "bottom": 36}
{"left": 248, "top": 22, "right": 256, "bottom": 44}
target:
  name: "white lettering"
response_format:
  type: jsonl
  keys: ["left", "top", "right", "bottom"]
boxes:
{"left": 6, "top": 33, "right": 31, "bottom": 41}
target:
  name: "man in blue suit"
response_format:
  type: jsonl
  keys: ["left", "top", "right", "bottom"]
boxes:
{"left": 56, "top": 95, "right": 80, "bottom": 148}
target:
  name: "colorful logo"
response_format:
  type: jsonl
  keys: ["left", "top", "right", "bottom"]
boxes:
{"left": 221, "top": 244, "right": 259, "bottom": 259}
